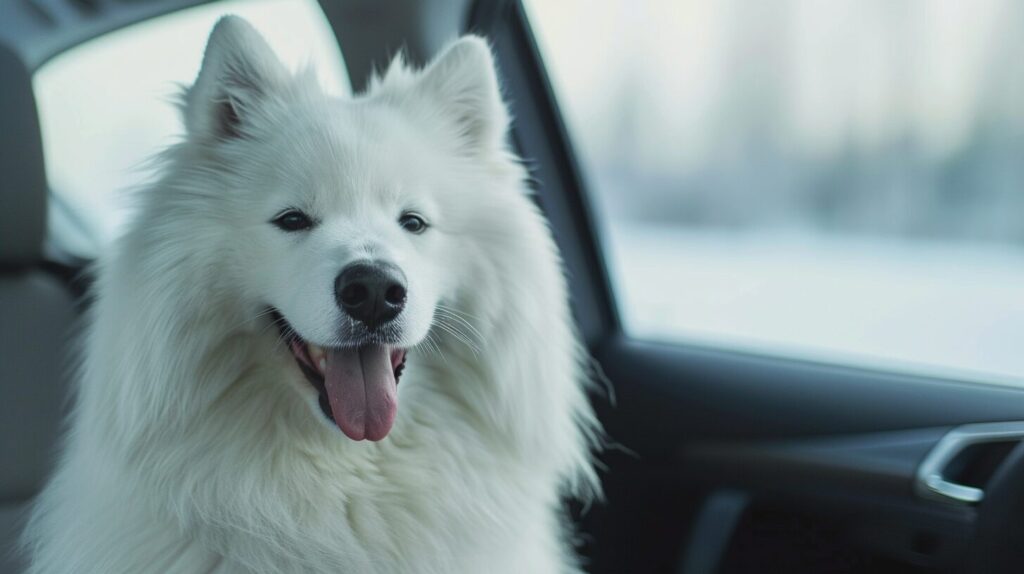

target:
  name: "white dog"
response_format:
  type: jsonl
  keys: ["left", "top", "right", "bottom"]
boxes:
{"left": 24, "top": 16, "right": 601, "bottom": 574}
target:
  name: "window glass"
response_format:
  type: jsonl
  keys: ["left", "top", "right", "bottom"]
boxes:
{"left": 34, "top": 0, "right": 349, "bottom": 258}
{"left": 525, "top": 0, "right": 1024, "bottom": 385}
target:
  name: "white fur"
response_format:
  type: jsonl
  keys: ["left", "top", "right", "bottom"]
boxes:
{"left": 23, "top": 16, "right": 601, "bottom": 574}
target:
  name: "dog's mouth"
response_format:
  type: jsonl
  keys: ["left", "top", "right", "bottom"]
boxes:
{"left": 271, "top": 310, "right": 406, "bottom": 441}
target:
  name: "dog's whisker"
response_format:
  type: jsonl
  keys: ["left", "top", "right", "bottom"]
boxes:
{"left": 419, "top": 329, "right": 447, "bottom": 364}
{"left": 429, "top": 313, "right": 477, "bottom": 353}
{"left": 434, "top": 303, "right": 484, "bottom": 328}
{"left": 222, "top": 307, "right": 279, "bottom": 335}
{"left": 435, "top": 303, "right": 482, "bottom": 323}
{"left": 435, "top": 306, "right": 485, "bottom": 342}
{"left": 433, "top": 305, "right": 486, "bottom": 351}
{"left": 431, "top": 318, "right": 481, "bottom": 356}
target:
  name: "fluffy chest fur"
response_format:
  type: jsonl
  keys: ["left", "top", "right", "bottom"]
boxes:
{"left": 31, "top": 319, "right": 592, "bottom": 574}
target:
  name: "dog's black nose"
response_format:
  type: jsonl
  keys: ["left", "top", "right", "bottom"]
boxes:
{"left": 335, "top": 262, "right": 407, "bottom": 329}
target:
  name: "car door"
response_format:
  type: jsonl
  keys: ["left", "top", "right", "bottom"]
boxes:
{"left": 464, "top": 1, "right": 1024, "bottom": 573}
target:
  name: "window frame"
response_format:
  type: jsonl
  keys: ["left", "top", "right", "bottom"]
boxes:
{"left": 469, "top": 0, "right": 620, "bottom": 346}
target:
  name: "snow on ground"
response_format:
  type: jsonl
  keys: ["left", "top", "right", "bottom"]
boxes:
{"left": 606, "top": 224, "right": 1024, "bottom": 387}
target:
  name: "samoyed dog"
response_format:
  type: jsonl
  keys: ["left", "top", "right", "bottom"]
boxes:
{"left": 24, "top": 16, "right": 601, "bottom": 574}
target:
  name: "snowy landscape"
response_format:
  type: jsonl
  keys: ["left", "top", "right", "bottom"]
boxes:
{"left": 529, "top": 0, "right": 1024, "bottom": 386}
{"left": 608, "top": 225, "right": 1024, "bottom": 387}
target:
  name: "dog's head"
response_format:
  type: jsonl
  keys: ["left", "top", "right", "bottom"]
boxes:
{"left": 179, "top": 17, "right": 513, "bottom": 441}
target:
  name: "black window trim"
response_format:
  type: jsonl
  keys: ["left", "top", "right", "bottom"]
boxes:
{"left": 468, "top": 0, "right": 621, "bottom": 345}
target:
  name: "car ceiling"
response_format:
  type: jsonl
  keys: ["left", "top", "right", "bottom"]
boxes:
{"left": 0, "top": 0, "right": 473, "bottom": 88}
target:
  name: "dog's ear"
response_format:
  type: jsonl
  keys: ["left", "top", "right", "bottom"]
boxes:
{"left": 413, "top": 36, "right": 509, "bottom": 154}
{"left": 183, "top": 16, "right": 287, "bottom": 140}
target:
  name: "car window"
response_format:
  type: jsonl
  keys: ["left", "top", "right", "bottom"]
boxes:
{"left": 524, "top": 0, "right": 1024, "bottom": 386}
{"left": 33, "top": 0, "right": 349, "bottom": 260}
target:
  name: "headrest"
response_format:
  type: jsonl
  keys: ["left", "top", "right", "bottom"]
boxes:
{"left": 0, "top": 42, "right": 47, "bottom": 265}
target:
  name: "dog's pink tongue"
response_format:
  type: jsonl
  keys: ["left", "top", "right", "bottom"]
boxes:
{"left": 323, "top": 345, "right": 397, "bottom": 441}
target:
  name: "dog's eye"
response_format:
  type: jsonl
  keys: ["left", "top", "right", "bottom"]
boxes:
{"left": 399, "top": 213, "right": 428, "bottom": 234}
{"left": 272, "top": 210, "right": 315, "bottom": 232}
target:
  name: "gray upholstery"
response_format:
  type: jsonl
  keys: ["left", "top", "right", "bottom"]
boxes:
{"left": 0, "top": 273, "right": 74, "bottom": 573}
{"left": 0, "top": 41, "right": 77, "bottom": 574}
{"left": 0, "top": 503, "right": 30, "bottom": 573}
{"left": 0, "top": 43, "right": 47, "bottom": 265}
{"left": 0, "top": 274, "right": 76, "bottom": 498}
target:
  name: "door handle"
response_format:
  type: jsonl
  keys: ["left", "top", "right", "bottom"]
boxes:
{"left": 915, "top": 421, "right": 1024, "bottom": 504}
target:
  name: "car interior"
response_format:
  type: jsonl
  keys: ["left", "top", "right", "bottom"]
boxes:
{"left": 4, "top": 1, "right": 1024, "bottom": 573}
